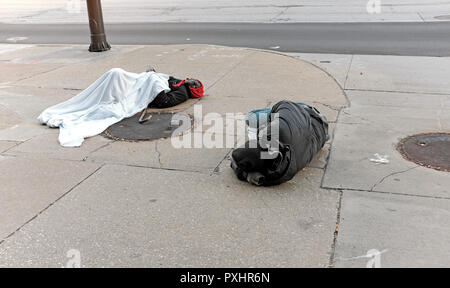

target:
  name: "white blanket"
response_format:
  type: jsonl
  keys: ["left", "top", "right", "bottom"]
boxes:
{"left": 38, "top": 68, "right": 170, "bottom": 147}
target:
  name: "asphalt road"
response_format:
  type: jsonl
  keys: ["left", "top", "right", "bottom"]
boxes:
{"left": 2, "top": 22, "right": 450, "bottom": 56}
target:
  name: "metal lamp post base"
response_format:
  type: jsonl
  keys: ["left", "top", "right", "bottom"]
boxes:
{"left": 87, "top": 0, "right": 111, "bottom": 52}
{"left": 89, "top": 35, "right": 111, "bottom": 52}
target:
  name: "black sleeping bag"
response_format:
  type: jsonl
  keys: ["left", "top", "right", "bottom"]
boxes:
{"left": 231, "top": 100, "right": 329, "bottom": 186}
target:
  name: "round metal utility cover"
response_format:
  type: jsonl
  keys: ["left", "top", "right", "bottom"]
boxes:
{"left": 103, "top": 112, "right": 192, "bottom": 141}
{"left": 397, "top": 133, "right": 450, "bottom": 172}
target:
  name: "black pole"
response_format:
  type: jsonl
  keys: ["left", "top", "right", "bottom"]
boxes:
{"left": 87, "top": 0, "right": 111, "bottom": 52}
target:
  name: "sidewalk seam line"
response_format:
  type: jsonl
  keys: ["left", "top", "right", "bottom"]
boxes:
{"left": 0, "top": 164, "right": 105, "bottom": 246}
{"left": 0, "top": 141, "right": 23, "bottom": 153}
{"left": 103, "top": 162, "right": 212, "bottom": 175}
{"left": 328, "top": 189, "right": 343, "bottom": 268}
{"left": 343, "top": 54, "right": 354, "bottom": 90}
{"left": 14, "top": 65, "right": 68, "bottom": 83}
{"left": 345, "top": 88, "right": 450, "bottom": 96}
{"left": 205, "top": 50, "right": 256, "bottom": 92}
{"left": 321, "top": 186, "right": 450, "bottom": 200}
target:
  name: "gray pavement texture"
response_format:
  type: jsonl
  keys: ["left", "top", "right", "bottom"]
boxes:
{"left": 288, "top": 52, "right": 450, "bottom": 267}
{"left": 0, "top": 44, "right": 346, "bottom": 267}
{"left": 334, "top": 191, "right": 450, "bottom": 268}
{"left": 1, "top": 0, "right": 450, "bottom": 24}
{"left": 0, "top": 44, "right": 449, "bottom": 267}
{"left": 2, "top": 22, "right": 450, "bottom": 56}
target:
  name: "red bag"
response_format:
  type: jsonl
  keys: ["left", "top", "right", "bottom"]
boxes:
{"left": 187, "top": 79, "right": 204, "bottom": 98}
{"left": 173, "top": 79, "right": 204, "bottom": 98}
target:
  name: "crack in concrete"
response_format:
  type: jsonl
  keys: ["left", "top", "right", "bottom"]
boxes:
{"left": 14, "top": 65, "right": 66, "bottom": 83}
{"left": 312, "top": 101, "right": 341, "bottom": 112}
{"left": 342, "top": 110, "right": 370, "bottom": 122}
{"left": 338, "top": 122, "right": 364, "bottom": 125}
{"left": 3, "top": 149, "right": 212, "bottom": 175}
{"left": 269, "top": 7, "right": 289, "bottom": 23}
{"left": 118, "top": 162, "right": 208, "bottom": 175}
{"left": 161, "top": 6, "right": 179, "bottom": 16}
{"left": 206, "top": 51, "right": 255, "bottom": 92}
{"left": 321, "top": 185, "right": 450, "bottom": 200}
{"left": 0, "top": 140, "right": 23, "bottom": 154}
{"left": 4, "top": 84, "right": 84, "bottom": 93}
{"left": 328, "top": 189, "right": 343, "bottom": 268}
{"left": 343, "top": 55, "right": 354, "bottom": 90}
{"left": 154, "top": 141, "right": 163, "bottom": 167}
{"left": 417, "top": 12, "right": 426, "bottom": 22}
{"left": 345, "top": 88, "right": 450, "bottom": 96}
{"left": 19, "top": 7, "right": 64, "bottom": 20}
{"left": 369, "top": 166, "right": 419, "bottom": 192}
{"left": 82, "top": 141, "right": 115, "bottom": 162}
{"left": 211, "top": 148, "right": 232, "bottom": 176}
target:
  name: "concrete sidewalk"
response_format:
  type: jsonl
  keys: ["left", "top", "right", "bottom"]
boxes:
{"left": 288, "top": 52, "right": 450, "bottom": 267}
{"left": 1, "top": 0, "right": 450, "bottom": 24}
{"left": 0, "top": 44, "right": 346, "bottom": 267}
{"left": 0, "top": 43, "right": 448, "bottom": 267}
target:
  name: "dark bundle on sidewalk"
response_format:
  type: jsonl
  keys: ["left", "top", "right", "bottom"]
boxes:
{"left": 150, "top": 76, "right": 204, "bottom": 109}
{"left": 231, "top": 101, "right": 329, "bottom": 186}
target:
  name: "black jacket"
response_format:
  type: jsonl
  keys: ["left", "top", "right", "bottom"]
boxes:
{"left": 149, "top": 76, "right": 190, "bottom": 108}
{"left": 231, "top": 101, "right": 328, "bottom": 186}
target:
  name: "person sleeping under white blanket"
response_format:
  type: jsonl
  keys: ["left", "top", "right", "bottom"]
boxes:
{"left": 38, "top": 68, "right": 202, "bottom": 147}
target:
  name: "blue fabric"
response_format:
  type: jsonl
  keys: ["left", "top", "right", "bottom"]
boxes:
{"left": 246, "top": 102, "right": 306, "bottom": 128}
